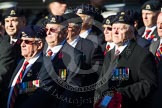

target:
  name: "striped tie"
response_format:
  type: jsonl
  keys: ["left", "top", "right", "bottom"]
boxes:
{"left": 9, "top": 61, "right": 29, "bottom": 108}
{"left": 155, "top": 44, "right": 162, "bottom": 63}
{"left": 145, "top": 29, "right": 152, "bottom": 39}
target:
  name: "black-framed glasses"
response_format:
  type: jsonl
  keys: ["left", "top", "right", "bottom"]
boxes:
{"left": 19, "top": 39, "right": 36, "bottom": 45}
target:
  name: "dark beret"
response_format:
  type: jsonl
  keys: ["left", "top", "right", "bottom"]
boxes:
{"left": 3, "top": 7, "right": 25, "bottom": 18}
{"left": 19, "top": 25, "right": 46, "bottom": 39}
{"left": 45, "top": 0, "right": 67, "bottom": 5}
{"left": 113, "top": 13, "right": 134, "bottom": 26}
{"left": 74, "top": 4, "right": 100, "bottom": 17}
{"left": 103, "top": 15, "right": 116, "bottom": 25}
{"left": 63, "top": 13, "right": 83, "bottom": 24}
{"left": 141, "top": 0, "right": 161, "bottom": 11}
{"left": 44, "top": 14, "right": 67, "bottom": 25}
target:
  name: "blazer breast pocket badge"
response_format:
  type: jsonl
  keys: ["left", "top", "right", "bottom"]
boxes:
{"left": 111, "top": 67, "right": 130, "bottom": 81}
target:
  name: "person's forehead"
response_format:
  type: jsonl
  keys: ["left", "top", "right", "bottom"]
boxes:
{"left": 103, "top": 24, "right": 111, "bottom": 28}
{"left": 46, "top": 23, "right": 62, "bottom": 28}
{"left": 142, "top": 10, "right": 155, "bottom": 14}
{"left": 5, "top": 16, "right": 19, "bottom": 20}
{"left": 21, "top": 37, "right": 35, "bottom": 40}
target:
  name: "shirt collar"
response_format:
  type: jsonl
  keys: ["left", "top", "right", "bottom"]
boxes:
{"left": 79, "top": 28, "right": 92, "bottom": 39}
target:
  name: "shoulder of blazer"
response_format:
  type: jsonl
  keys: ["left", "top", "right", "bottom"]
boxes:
{"left": 138, "top": 26, "right": 145, "bottom": 36}
{"left": 8, "top": 59, "right": 25, "bottom": 87}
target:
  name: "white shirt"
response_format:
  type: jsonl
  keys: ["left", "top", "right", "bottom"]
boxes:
{"left": 106, "top": 42, "right": 115, "bottom": 51}
{"left": 79, "top": 28, "right": 92, "bottom": 39}
{"left": 46, "top": 40, "right": 66, "bottom": 60}
{"left": 46, "top": 45, "right": 63, "bottom": 60}
{"left": 142, "top": 26, "right": 157, "bottom": 38}
{"left": 115, "top": 41, "right": 129, "bottom": 55}
{"left": 7, "top": 53, "right": 41, "bottom": 108}
{"left": 68, "top": 36, "right": 80, "bottom": 48}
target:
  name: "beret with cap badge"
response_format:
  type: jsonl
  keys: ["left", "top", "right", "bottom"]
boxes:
{"left": 113, "top": 12, "right": 134, "bottom": 26}
{"left": 3, "top": 7, "right": 25, "bottom": 18}
{"left": 44, "top": 14, "right": 67, "bottom": 25}
{"left": 18, "top": 25, "right": 46, "bottom": 39}
{"left": 141, "top": 0, "right": 161, "bottom": 11}
{"left": 103, "top": 15, "right": 116, "bottom": 26}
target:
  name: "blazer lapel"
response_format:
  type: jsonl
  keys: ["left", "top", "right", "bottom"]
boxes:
{"left": 150, "top": 40, "right": 160, "bottom": 55}
{"left": 9, "top": 59, "right": 24, "bottom": 87}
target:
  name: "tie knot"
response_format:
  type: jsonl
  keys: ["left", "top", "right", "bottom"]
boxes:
{"left": 106, "top": 45, "right": 110, "bottom": 51}
{"left": 24, "top": 61, "right": 29, "bottom": 67}
{"left": 115, "top": 49, "right": 120, "bottom": 55}
{"left": 47, "top": 49, "right": 53, "bottom": 56}
{"left": 146, "top": 29, "right": 151, "bottom": 33}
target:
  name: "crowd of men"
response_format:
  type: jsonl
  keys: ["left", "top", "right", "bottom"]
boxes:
{"left": 0, "top": 0, "right": 162, "bottom": 108}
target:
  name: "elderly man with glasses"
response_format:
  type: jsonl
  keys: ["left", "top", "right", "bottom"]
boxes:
{"left": 6, "top": 25, "right": 46, "bottom": 108}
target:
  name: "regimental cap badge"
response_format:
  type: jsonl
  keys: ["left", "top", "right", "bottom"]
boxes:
{"left": 10, "top": 10, "right": 16, "bottom": 16}
{"left": 50, "top": 17, "right": 56, "bottom": 23}
{"left": 106, "top": 19, "right": 110, "bottom": 25}
{"left": 119, "top": 16, "right": 124, "bottom": 22}
{"left": 145, "top": 4, "right": 151, "bottom": 10}
{"left": 120, "top": 12, "right": 125, "bottom": 15}
{"left": 77, "top": 9, "right": 83, "bottom": 14}
{"left": 161, "top": 8, "right": 162, "bottom": 12}
{"left": 21, "top": 31, "right": 28, "bottom": 37}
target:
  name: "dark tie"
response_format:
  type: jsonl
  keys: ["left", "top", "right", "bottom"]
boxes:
{"left": 155, "top": 44, "right": 162, "bottom": 63}
{"left": 47, "top": 49, "right": 53, "bottom": 56}
{"left": 9, "top": 61, "right": 29, "bottom": 108}
{"left": 145, "top": 29, "right": 152, "bottom": 39}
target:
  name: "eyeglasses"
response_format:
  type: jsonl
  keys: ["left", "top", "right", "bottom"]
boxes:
{"left": 19, "top": 39, "right": 36, "bottom": 45}
{"left": 45, "top": 28, "right": 60, "bottom": 33}
{"left": 105, "top": 27, "right": 112, "bottom": 31}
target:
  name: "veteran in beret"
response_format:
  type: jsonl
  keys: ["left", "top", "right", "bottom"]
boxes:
{"left": 138, "top": 0, "right": 161, "bottom": 42}
{"left": 2, "top": 7, "right": 27, "bottom": 65}
{"left": 75, "top": 4, "right": 106, "bottom": 47}
{"left": 102, "top": 15, "right": 116, "bottom": 55}
{"left": 6, "top": 25, "right": 46, "bottom": 108}
{"left": 63, "top": 13, "right": 104, "bottom": 108}
{"left": 94, "top": 14, "right": 158, "bottom": 108}
{"left": 18, "top": 15, "right": 85, "bottom": 108}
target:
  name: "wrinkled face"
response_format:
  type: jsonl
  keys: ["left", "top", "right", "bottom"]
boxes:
{"left": 112, "top": 23, "right": 130, "bottom": 45}
{"left": 46, "top": 23, "right": 66, "bottom": 47}
{"left": 21, "top": 37, "right": 43, "bottom": 59}
{"left": 157, "top": 13, "right": 162, "bottom": 37}
{"left": 49, "top": 2, "right": 67, "bottom": 16}
{"left": 5, "top": 17, "right": 25, "bottom": 37}
{"left": 103, "top": 24, "right": 112, "bottom": 42}
{"left": 142, "top": 10, "right": 158, "bottom": 27}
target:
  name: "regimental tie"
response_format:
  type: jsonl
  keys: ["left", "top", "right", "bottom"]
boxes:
{"left": 46, "top": 49, "right": 53, "bottom": 56}
{"left": 155, "top": 43, "right": 162, "bottom": 63}
{"left": 144, "top": 29, "right": 152, "bottom": 39}
{"left": 104, "top": 45, "right": 110, "bottom": 56}
{"left": 9, "top": 61, "right": 29, "bottom": 108}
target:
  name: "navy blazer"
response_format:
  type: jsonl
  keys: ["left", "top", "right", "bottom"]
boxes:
{"left": 7, "top": 53, "right": 44, "bottom": 108}
{"left": 95, "top": 40, "right": 158, "bottom": 108}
